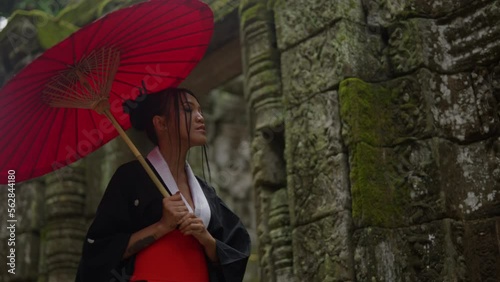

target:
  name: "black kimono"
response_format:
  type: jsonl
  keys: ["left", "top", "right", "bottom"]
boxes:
{"left": 75, "top": 160, "right": 251, "bottom": 282}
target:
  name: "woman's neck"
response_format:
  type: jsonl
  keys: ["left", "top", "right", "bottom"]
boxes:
{"left": 158, "top": 144, "right": 188, "bottom": 181}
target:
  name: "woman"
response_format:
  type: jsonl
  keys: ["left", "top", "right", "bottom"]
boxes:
{"left": 76, "top": 88, "right": 251, "bottom": 282}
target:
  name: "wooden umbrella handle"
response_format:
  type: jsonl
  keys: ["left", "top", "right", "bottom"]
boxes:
{"left": 103, "top": 109, "right": 169, "bottom": 197}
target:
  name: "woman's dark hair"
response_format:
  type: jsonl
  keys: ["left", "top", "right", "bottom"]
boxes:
{"left": 123, "top": 87, "right": 210, "bottom": 179}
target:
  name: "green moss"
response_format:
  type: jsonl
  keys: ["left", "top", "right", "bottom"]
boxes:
{"left": 0, "top": 10, "right": 78, "bottom": 50}
{"left": 240, "top": 2, "right": 268, "bottom": 28}
{"left": 340, "top": 78, "right": 411, "bottom": 227}
{"left": 339, "top": 77, "right": 396, "bottom": 147}
{"left": 210, "top": 0, "right": 240, "bottom": 22}
{"left": 350, "top": 142, "right": 408, "bottom": 227}
{"left": 37, "top": 18, "right": 78, "bottom": 49}
{"left": 56, "top": 0, "right": 112, "bottom": 27}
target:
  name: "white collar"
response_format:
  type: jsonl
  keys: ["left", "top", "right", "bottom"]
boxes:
{"left": 146, "top": 146, "right": 211, "bottom": 227}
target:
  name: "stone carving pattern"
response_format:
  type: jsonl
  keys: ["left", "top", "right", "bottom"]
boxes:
{"left": 354, "top": 219, "right": 467, "bottom": 281}
{"left": 240, "top": 0, "right": 291, "bottom": 281}
{"left": 387, "top": 1, "right": 500, "bottom": 73}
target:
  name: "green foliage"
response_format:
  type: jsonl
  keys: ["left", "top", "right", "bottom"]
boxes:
{"left": 56, "top": 0, "right": 113, "bottom": 26}
{"left": 0, "top": 9, "right": 77, "bottom": 50}
{"left": 1, "top": 0, "right": 71, "bottom": 17}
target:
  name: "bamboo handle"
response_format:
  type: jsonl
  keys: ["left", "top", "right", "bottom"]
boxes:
{"left": 103, "top": 109, "right": 169, "bottom": 197}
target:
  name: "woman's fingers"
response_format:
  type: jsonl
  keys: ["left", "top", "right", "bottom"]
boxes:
{"left": 179, "top": 214, "right": 205, "bottom": 234}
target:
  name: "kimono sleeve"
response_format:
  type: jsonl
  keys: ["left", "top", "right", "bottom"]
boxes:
{"left": 75, "top": 165, "right": 136, "bottom": 282}
{"left": 208, "top": 195, "right": 251, "bottom": 282}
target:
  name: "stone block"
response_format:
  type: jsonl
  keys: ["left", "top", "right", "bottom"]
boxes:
{"left": 463, "top": 217, "right": 500, "bottom": 281}
{"left": 387, "top": 1, "right": 500, "bottom": 73}
{"left": 363, "top": 0, "right": 492, "bottom": 27}
{"left": 339, "top": 76, "right": 433, "bottom": 147}
{"left": 340, "top": 68, "right": 500, "bottom": 146}
{"left": 349, "top": 138, "right": 500, "bottom": 228}
{"left": 273, "top": 0, "right": 364, "bottom": 50}
{"left": 252, "top": 131, "right": 286, "bottom": 187}
{"left": 16, "top": 181, "right": 44, "bottom": 233}
{"left": 43, "top": 220, "right": 86, "bottom": 273}
{"left": 285, "top": 91, "right": 351, "bottom": 225}
{"left": 293, "top": 212, "right": 354, "bottom": 281}
{"left": 354, "top": 219, "right": 467, "bottom": 281}
{"left": 438, "top": 138, "right": 500, "bottom": 219}
{"left": 15, "top": 232, "right": 40, "bottom": 280}
{"left": 281, "top": 21, "right": 388, "bottom": 105}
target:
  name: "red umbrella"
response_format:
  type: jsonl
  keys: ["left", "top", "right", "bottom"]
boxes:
{"left": 0, "top": 0, "right": 214, "bottom": 196}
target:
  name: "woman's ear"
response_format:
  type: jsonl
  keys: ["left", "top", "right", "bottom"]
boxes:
{"left": 152, "top": 115, "right": 167, "bottom": 132}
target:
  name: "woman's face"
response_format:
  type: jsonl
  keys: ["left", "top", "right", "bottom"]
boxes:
{"left": 164, "top": 92, "right": 207, "bottom": 147}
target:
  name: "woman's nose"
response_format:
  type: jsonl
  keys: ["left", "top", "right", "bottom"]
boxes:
{"left": 195, "top": 112, "right": 204, "bottom": 122}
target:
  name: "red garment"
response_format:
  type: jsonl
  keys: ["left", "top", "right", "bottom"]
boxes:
{"left": 132, "top": 230, "right": 209, "bottom": 282}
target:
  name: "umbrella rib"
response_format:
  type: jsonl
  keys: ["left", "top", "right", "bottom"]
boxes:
{"left": 71, "top": 34, "right": 76, "bottom": 64}
{"left": 52, "top": 108, "right": 69, "bottom": 168}
{"left": 21, "top": 107, "right": 59, "bottom": 178}
{"left": 96, "top": 3, "right": 161, "bottom": 51}
{"left": 38, "top": 55, "right": 72, "bottom": 66}
{"left": 83, "top": 16, "right": 107, "bottom": 56}
{"left": 2, "top": 103, "right": 52, "bottom": 170}
{"left": 6, "top": 68, "right": 65, "bottom": 84}
{"left": 112, "top": 78, "right": 147, "bottom": 88}
{"left": 116, "top": 70, "right": 184, "bottom": 80}
{"left": 4, "top": 73, "right": 63, "bottom": 96}
{"left": 106, "top": 3, "right": 209, "bottom": 50}
{"left": 121, "top": 43, "right": 209, "bottom": 61}
{"left": 101, "top": 2, "right": 179, "bottom": 49}
{"left": 0, "top": 95, "right": 45, "bottom": 122}
{"left": 75, "top": 109, "right": 79, "bottom": 155}
{"left": 110, "top": 90, "right": 126, "bottom": 102}
{"left": 119, "top": 60, "right": 199, "bottom": 66}
{"left": 119, "top": 16, "right": 212, "bottom": 54}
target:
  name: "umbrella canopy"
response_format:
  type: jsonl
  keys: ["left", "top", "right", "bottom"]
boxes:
{"left": 0, "top": 0, "right": 214, "bottom": 185}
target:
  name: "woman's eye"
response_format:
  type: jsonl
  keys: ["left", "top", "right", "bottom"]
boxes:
{"left": 184, "top": 108, "right": 192, "bottom": 112}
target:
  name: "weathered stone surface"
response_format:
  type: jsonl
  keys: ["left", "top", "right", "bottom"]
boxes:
{"left": 348, "top": 138, "right": 500, "bottom": 228}
{"left": 16, "top": 181, "right": 45, "bottom": 233}
{"left": 363, "top": 0, "right": 493, "bottom": 27}
{"left": 426, "top": 67, "right": 499, "bottom": 142}
{"left": 339, "top": 77, "right": 432, "bottom": 147}
{"left": 282, "top": 21, "right": 388, "bottom": 104}
{"left": 286, "top": 91, "right": 350, "bottom": 225}
{"left": 256, "top": 186, "right": 276, "bottom": 282}
{"left": 15, "top": 232, "right": 40, "bottom": 280}
{"left": 354, "top": 219, "right": 467, "bottom": 281}
{"left": 439, "top": 138, "right": 500, "bottom": 219}
{"left": 293, "top": 212, "right": 354, "bottom": 281}
{"left": 252, "top": 132, "right": 286, "bottom": 188}
{"left": 463, "top": 217, "right": 500, "bottom": 281}
{"left": 273, "top": 0, "right": 364, "bottom": 51}
{"left": 43, "top": 220, "right": 86, "bottom": 278}
{"left": 387, "top": 1, "right": 500, "bottom": 73}
{"left": 340, "top": 68, "right": 500, "bottom": 146}
{"left": 44, "top": 166, "right": 86, "bottom": 220}
{"left": 205, "top": 0, "right": 240, "bottom": 22}
{"left": 268, "top": 188, "right": 293, "bottom": 282}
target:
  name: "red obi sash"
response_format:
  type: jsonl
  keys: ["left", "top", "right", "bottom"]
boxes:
{"left": 132, "top": 230, "right": 209, "bottom": 282}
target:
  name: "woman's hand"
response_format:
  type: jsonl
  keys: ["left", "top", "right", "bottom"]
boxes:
{"left": 159, "top": 192, "right": 189, "bottom": 232}
{"left": 178, "top": 213, "right": 218, "bottom": 263}
{"left": 178, "top": 213, "right": 211, "bottom": 244}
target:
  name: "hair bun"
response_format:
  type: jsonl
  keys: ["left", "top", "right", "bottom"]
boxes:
{"left": 123, "top": 94, "right": 148, "bottom": 131}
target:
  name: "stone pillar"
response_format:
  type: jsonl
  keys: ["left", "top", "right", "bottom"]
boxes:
{"left": 0, "top": 180, "right": 44, "bottom": 282}
{"left": 42, "top": 161, "right": 87, "bottom": 282}
{"left": 239, "top": 0, "right": 292, "bottom": 281}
